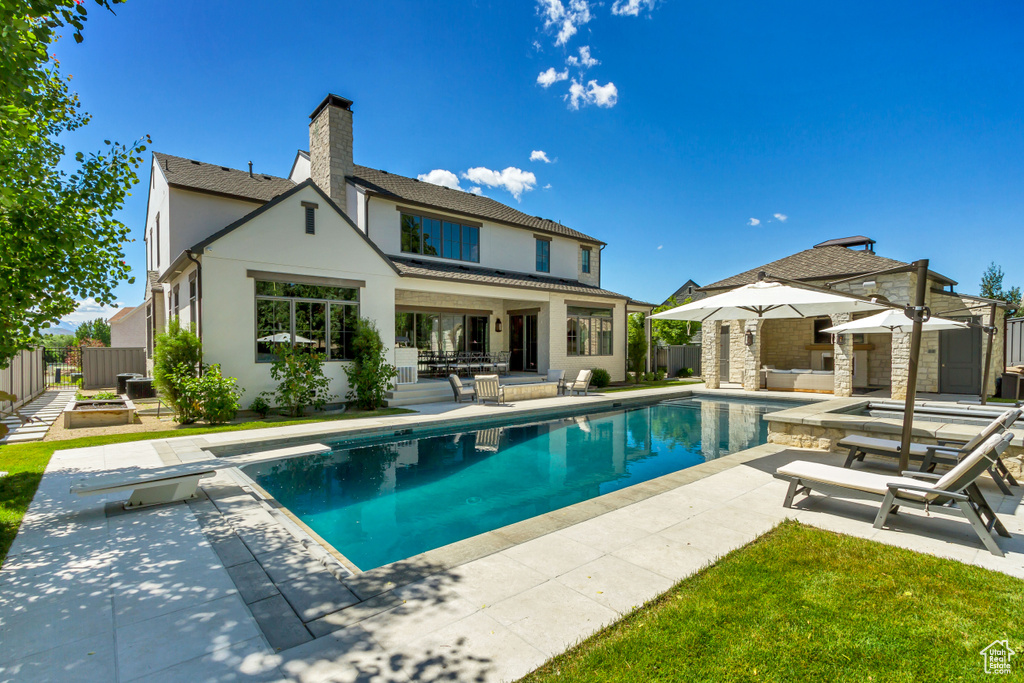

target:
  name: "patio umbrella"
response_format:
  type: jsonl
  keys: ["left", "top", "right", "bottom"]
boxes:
{"left": 649, "top": 280, "right": 885, "bottom": 322}
{"left": 820, "top": 310, "right": 968, "bottom": 334}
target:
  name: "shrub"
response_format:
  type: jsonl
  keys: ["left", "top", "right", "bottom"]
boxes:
{"left": 153, "top": 319, "right": 202, "bottom": 410}
{"left": 249, "top": 392, "right": 272, "bottom": 418}
{"left": 655, "top": 368, "right": 666, "bottom": 381}
{"left": 677, "top": 367, "right": 694, "bottom": 378}
{"left": 344, "top": 318, "right": 398, "bottom": 410}
{"left": 270, "top": 345, "right": 335, "bottom": 417}
{"left": 194, "top": 365, "right": 242, "bottom": 424}
{"left": 590, "top": 368, "right": 611, "bottom": 388}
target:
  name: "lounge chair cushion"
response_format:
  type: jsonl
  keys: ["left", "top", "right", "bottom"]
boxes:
{"left": 839, "top": 434, "right": 933, "bottom": 458}
{"left": 777, "top": 460, "right": 931, "bottom": 501}
{"left": 934, "top": 432, "right": 1006, "bottom": 491}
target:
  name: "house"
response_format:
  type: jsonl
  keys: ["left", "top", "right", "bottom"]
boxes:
{"left": 140, "top": 94, "right": 649, "bottom": 406}
{"left": 698, "top": 236, "right": 1005, "bottom": 398}
{"left": 663, "top": 279, "right": 705, "bottom": 306}
{"left": 108, "top": 306, "right": 147, "bottom": 348}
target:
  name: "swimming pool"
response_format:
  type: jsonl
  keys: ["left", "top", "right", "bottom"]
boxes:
{"left": 241, "top": 396, "right": 801, "bottom": 571}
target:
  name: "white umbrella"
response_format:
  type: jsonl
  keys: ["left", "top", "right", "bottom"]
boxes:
{"left": 649, "top": 281, "right": 885, "bottom": 322}
{"left": 257, "top": 333, "right": 316, "bottom": 345}
{"left": 821, "top": 310, "right": 968, "bottom": 334}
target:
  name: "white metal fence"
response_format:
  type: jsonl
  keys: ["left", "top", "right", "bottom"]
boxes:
{"left": 0, "top": 348, "right": 45, "bottom": 412}
{"left": 82, "top": 347, "right": 147, "bottom": 390}
{"left": 655, "top": 345, "right": 702, "bottom": 376}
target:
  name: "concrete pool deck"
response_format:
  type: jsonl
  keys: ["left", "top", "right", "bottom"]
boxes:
{"left": 2, "top": 385, "right": 1023, "bottom": 682}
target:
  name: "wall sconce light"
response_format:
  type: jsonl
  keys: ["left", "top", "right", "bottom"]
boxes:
{"left": 832, "top": 333, "right": 847, "bottom": 345}
{"left": 862, "top": 280, "right": 876, "bottom": 288}
{"left": 495, "top": 318, "right": 503, "bottom": 333}
{"left": 744, "top": 330, "right": 755, "bottom": 347}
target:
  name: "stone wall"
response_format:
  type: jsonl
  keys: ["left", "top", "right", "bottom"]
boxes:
{"left": 701, "top": 321, "right": 721, "bottom": 388}
{"left": 578, "top": 247, "right": 600, "bottom": 288}
{"left": 760, "top": 318, "right": 813, "bottom": 369}
{"left": 865, "top": 332, "right": 891, "bottom": 386}
{"left": 728, "top": 321, "right": 745, "bottom": 383}
{"left": 742, "top": 319, "right": 762, "bottom": 391}
{"left": 831, "top": 312, "right": 853, "bottom": 397}
{"left": 308, "top": 101, "right": 353, "bottom": 214}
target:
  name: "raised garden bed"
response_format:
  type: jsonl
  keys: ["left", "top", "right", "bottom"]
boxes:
{"left": 63, "top": 395, "right": 137, "bottom": 429}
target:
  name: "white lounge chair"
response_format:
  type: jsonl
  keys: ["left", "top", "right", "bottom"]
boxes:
{"left": 839, "top": 408, "right": 1020, "bottom": 494}
{"left": 474, "top": 374, "right": 504, "bottom": 405}
{"left": 546, "top": 369, "right": 566, "bottom": 394}
{"left": 776, "top": 432, "right": 1014, "bottom": 556}
{"left": 449, "top": 374, "right": 475, "bottom": 403}
{"left": 565, "top": 369, "right": 593, "bottom": 396}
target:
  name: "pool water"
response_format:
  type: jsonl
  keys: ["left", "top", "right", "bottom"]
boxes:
{"left": 242, "top": 397, "right": 799, "bottom": 570}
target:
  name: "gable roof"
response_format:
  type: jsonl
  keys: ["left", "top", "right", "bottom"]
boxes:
{"left": 186, "top": 179, "right": 399, "bottom": 274}
{"left": 106, "top": 307, "right": 135, "bottom": 324}
{"left": 153, "top": 152, "right": 296, "bottom": 204}
{"left": 702, "top": 245, "right": 956, "bottom": 291}
{"left": 348, "top": 164, "right": 604, "bottom": 245}
{"left": 665, "top": 279, "right": 705, "bottom": 304}
{"left": 390, "top": 256, "right": 629, "bottom": 300}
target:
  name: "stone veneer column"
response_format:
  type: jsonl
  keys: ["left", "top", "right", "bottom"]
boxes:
{"left": 831, "top": 312, "right": 854, "bottom": 397}
{"left": 890, "top": 330, "right": 911, "bottom": 400}
{"left": 702, "top": 321, "right": 721, "bottom": 389}
{"left": 742, "top": 319, "right": 763, "bottom": 391}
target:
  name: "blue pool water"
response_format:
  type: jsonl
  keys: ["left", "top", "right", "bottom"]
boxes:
{"left": 242, "top": 397, "right": 800, "bottom": 570}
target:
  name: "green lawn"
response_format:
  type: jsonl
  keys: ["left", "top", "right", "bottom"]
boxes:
{"left": 0, "top": 407, "right": 413, "bottom": 565}
{"left": 521, "top": 522, "right": 1023, "bottom": 682}
{"left": 602, "top": 379, "right": 701, "bottom": 393}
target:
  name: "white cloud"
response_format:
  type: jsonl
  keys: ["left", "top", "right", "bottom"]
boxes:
{"left": 773, "top": 213, "right": 788, "bottom": 222}
{"left": 587, "top": 80, "right": 618, "bottom": 107}
{"left": 567, "top": 80, "right": 587, "bottom": 109}
{"left": 543, "top": 183, "right": 553, "bottom": 189}
{"left": 611, "top": 0, "right": 656, "bottom": 16}
{"left": 537, "top": 0, "right": 593, "bottom": 46}
{"left": 468, "top": 186, "right": 483, "bottom": 195}
{"left": 417, "top": 169, "right": 463, "bottom": 191}
{"left": 566, "top": 45, "right": 599, "bottom": 69}
{"left": 657, "top": 244, "right": 663, "bottom": 250}
{"left": 530, "top": 150, "right": 552, "bottom": 163}
{"left": 462, "top": 166, "right": 538, "bottom": 201}
{"left": 63, "top": 298, "right": 125, "bottom": 326}
{"left": 747, "top": 218, "right": 761, "bottom": 226}
{"left": 537, "top": 67, "right": 569, "bottom": 88}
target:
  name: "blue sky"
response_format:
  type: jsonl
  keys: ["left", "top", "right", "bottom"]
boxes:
{"left": 55, "top": 0, "right": 1024, "bottom": 322}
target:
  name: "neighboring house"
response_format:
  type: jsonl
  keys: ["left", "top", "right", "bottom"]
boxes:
{"left": 108, "top": 306, "right": 147, "bottom": 348}
{"left": 141, "top": 94, "right": 650, "bottom": 405}
{"left": 663, "top": 279, "right": 704, "bottom": 306}
{"left": 699, "top": 236, "right": 1005, "bottom": 398}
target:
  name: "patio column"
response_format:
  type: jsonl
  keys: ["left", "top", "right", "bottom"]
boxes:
{"left": 890, "top": 330, "right": 911, "bottom": 400}
{"left": 701, "top": 321, "right": 721, "bottom": 389}
{"left": 831, "top": 312, "right": 854, "bottom": 397}
{"left": 644, "top": 315, "right": 652, "bottom": 374}
{"left": 741, "top": 319, "right": 762, "bottom": 391}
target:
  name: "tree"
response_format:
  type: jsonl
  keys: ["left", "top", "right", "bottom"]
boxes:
{"left": 0, "top": 0, "right": 148, "bottom": 368}
{"left": 344, "top": 319, "right": 398, "bottom": 410}
{"left": 979, "top": 263, "right": 1021, "bottom": 317}
{"left": 651, "top": 296, "right": 701, "bottom": 346}
{"left": 627, "top": 312, "right": 648, "bottom": 383}
{"left": 75, "top": 318, "right": 110, "bottom": 346}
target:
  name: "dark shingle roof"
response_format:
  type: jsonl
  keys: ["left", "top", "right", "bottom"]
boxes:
{"left": 154, "top": 152, "right": 296, "bottom": 203}
{"left": 348, "top": 165, "right": 604, "bottom": 245}
{"left": 106, "top": 307, "right": 135, "bottom": 324}
{"left": 702, "top": 246, "right": 910, "bottom": 291}
{"left": 391, "top": 256, "right": 628, "bottom": 300}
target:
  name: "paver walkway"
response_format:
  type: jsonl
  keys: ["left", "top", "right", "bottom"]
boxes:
{"left": 2, "top": 387, "right": 1022, "bottom": 682}
{"left": 0, "top": 389, "right": 74, "bottom": 445}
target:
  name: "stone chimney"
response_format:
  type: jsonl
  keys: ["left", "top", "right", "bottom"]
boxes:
{"left": 308, "top": 94, "right": 354, "bottom": 215}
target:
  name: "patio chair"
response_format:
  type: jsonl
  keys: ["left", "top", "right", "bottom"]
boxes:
{"left": 474, "top": 374, "right": 504, "bottom": 405}
{"left": 546, "top": 369, "right": 566, "bottom": 394}
{"left": 838, "top": 408, "right": 1020, "bottom": 495}
{"left": 448, "top": 374, "right": 476, "bottom": 403}
{"left": 452, "top": 353, "right": 471, "bottom": 377}
{"left": 473, "top": 427, "right": 504, "bottom": 452}
{"left": 775, "top": 432, "right": 1014, "bottom": 556}
{"left": 565, "top": 369, "right": 593, "bottom": 396}
{"left": 493, "top": 351, "right": 510, "bottom": 376}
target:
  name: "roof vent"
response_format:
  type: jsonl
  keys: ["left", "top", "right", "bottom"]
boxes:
{"left": 190, "top": 160, "right": 200, "bottom": 165}
{"left": 220, "top": 166, "right": 230, "bottom": 171}
{"left": 813, "top": 236, "right": 876, "bottom": 252}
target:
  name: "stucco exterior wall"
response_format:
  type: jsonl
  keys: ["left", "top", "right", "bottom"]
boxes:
{"left": 198, "top": 185, "right": 398, "bottom": 407}
{"left": 110, "top": 306, "right": 147, "bottom": 348}
{"left": 167, "top": 189, "right": 260, "bottom": 271}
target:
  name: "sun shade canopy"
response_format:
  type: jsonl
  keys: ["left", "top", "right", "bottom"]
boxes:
{"left": 648, "top": 281, "right": 885, "bottom": 322}
{"left": 821, "top": 310, "right": 968, "bottom": 334}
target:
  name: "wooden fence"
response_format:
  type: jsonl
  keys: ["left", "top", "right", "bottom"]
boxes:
{"left": 1, "top": 348, "right": 45, "bottom": 412}
{"left": 82, "top": 347, "right": 147, "bottom": 390}
{"left": 1008, "top": 317, "right": 1024, "bottom": 367}
{"left": 655, "top": 344, "right": 702, "bottom": 377}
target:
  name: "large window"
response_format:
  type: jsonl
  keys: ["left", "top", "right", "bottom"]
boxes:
{"left": 567, "top": 306, "right": 613, "bottom": 356}
{"left": 401, "top": 212, "right": 480, "bottom": 262}
{"left": 255, "top": 280, "right": 359, "bottom": 362}
{"left": 536, "top": 238, "right": 550, "bottom": 273}
{"left": 581, "top": 247, "right": 591, "bottom": 274}
{"left": 395, "top": 311, "right": 487, "bottom": 352}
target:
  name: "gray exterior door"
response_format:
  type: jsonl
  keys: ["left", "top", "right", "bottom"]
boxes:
{"left": 939, "top": 321, "right": 982, "bottom": 395}
{"left": 719, "top": 325, "right": 730, "bottom": 380}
